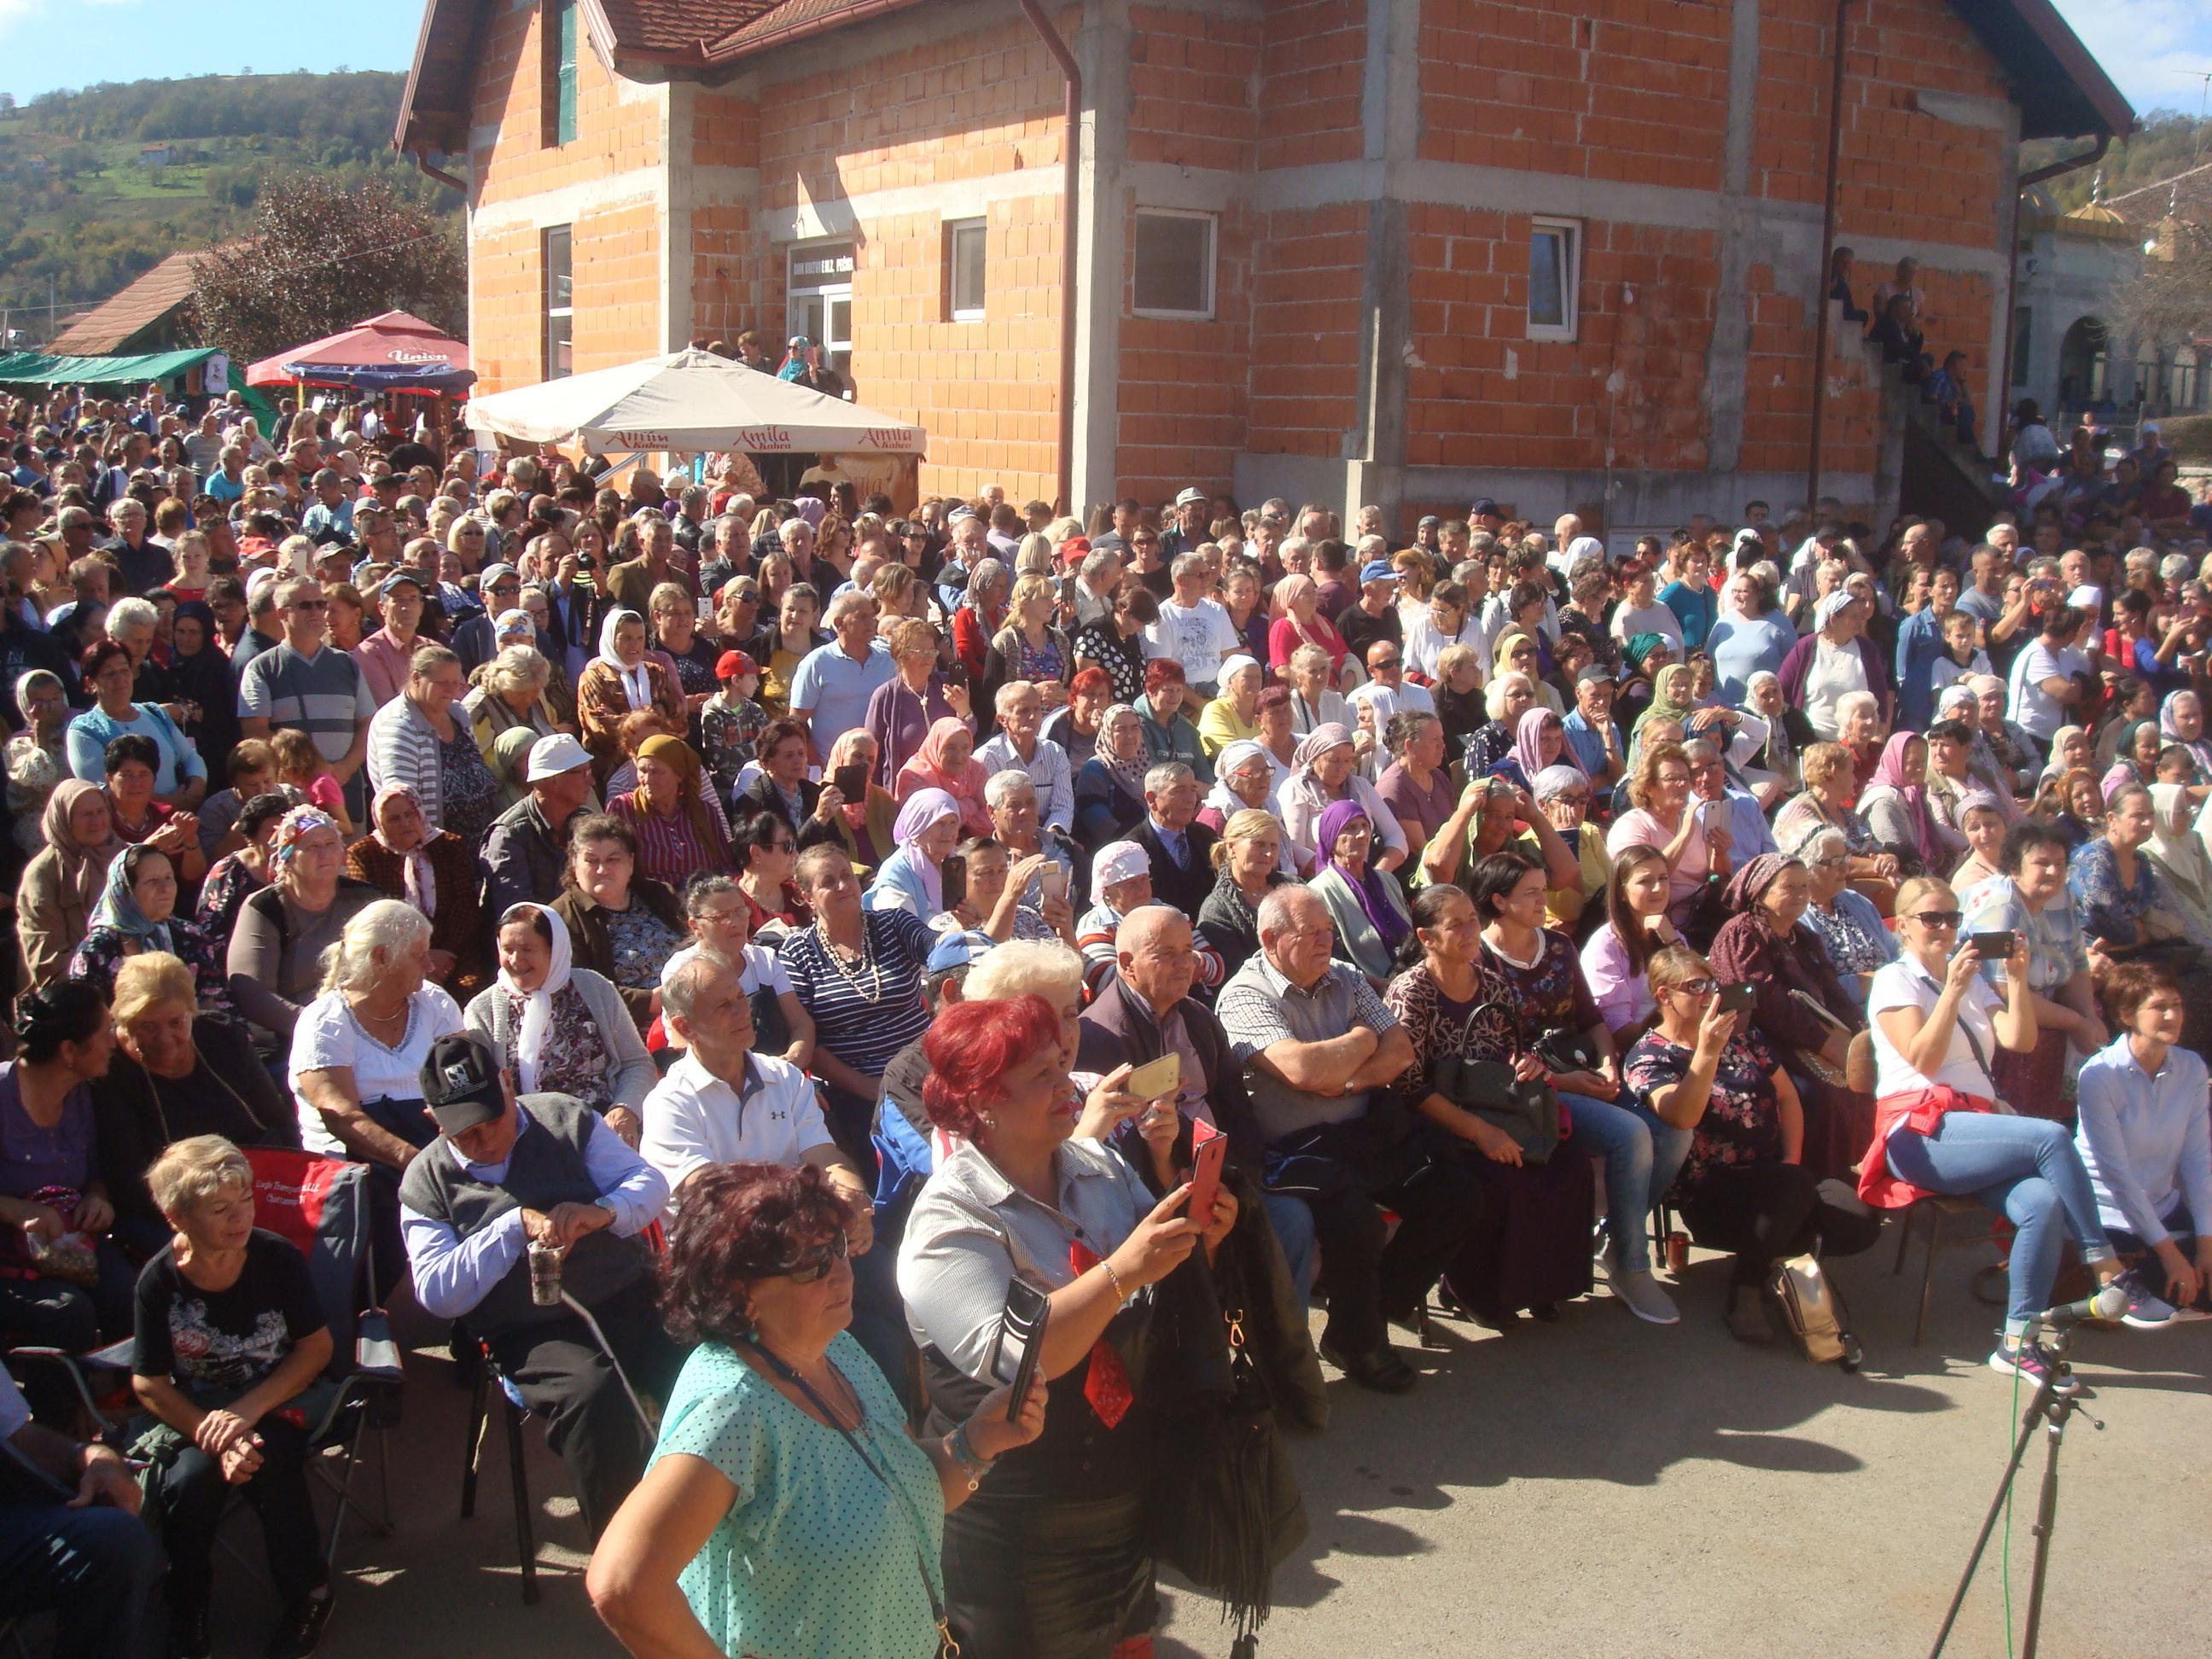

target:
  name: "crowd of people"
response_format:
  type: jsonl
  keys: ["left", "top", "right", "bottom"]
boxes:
{"left": 3, "top": 375, "right": 2211, "bottom": 1659}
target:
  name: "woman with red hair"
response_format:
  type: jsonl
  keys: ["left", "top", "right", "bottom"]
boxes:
{"left": 898, "top": 994, "right": 1236, "bottom": 1659}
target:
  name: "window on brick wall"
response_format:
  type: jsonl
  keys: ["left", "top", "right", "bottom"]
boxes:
{"left": 544, "top": 226, "right": 573, "bottom": 380}
{"left": 544, "top": 0, "right": 579, "bottom": 148}
{"left": 946, "top": 219, "right": 987, "bottom": 321}
{"left": 1527, "top": 218, "right": 1580, "bottom": 341}
{"left": 1133, "top": 209, "right": 1215, "bottom": 319}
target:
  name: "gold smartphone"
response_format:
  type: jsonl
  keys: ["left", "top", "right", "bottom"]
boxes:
{"left": 1126, "top": 1052, "right": 1181, "bottom": 1102}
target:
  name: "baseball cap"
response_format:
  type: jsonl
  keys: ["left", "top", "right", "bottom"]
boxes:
{"left": 1173, "top": 486, "right": 1208, "bottom": 507}
{"left": 926, "top": 929, "right": 998, "bottom": 976}
{"left": 480, "top": 562, "right": 519, "bottom": 586}
{"left": 1359, "top": 559, "right": 1399, "bottom": 585}
{"left": 1417, "top": 515, "right": 1441, "bottom": 529}
{"left": 716, "top": 649, "right": 759, "bottom": 680}
{"left": 1575, "top": 663, "right": 1613, "bottom": 687}
{"left": 378, "top": 569, "right": 425, "bottom": 598}
{"left": 525, "top": 732, "right": 593, "bottom": 782}
{"left": 1469, "top": 497, "right": 1500, "bottom": 517}
{"left": 421, "top": 1033, "right": 506, "bottom": 1134}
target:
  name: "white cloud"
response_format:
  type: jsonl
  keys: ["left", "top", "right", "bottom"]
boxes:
{"left": 2049, "top": 0, "right": 2212, "bottom": 119}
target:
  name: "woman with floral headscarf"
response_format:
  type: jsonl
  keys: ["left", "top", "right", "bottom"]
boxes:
{"left": 227, "top": 806, "right": 382, "bottom": 1063}
{"left": 1310, "top": 799, "right": 1412, "bottom": 983}
{"left": 1707, "top": 853, "right": 1873, "bottom": 1179}
{"left": 608, "top": 734, "right": 734, "bottom": 889}
{"left": 1278, "top": 722, "right": 1407, "bottom": 875}
{"left": 67, "top": 842, "right": 232, "bottom": 1011}
{"left": 2157, "top": 689, "right": 2212, "bottom": 783}
{"left": 1072, "top": 703, "right": 1151, "bottom": 851}
{"left": 863, "top": 789, "right": 962, "bottom": 922}
{"left": 346, "top": 782, "right": 488, "bottom": 997}
{"left": 17, "top": 779, "right": 124, "bottom": 992}
{"left": 892, "top": 716, "right": 992, "bottom": 836}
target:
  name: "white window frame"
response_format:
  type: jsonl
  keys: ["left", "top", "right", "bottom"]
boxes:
{"left": 1132, "top": 208, "right": 1217, "bottom": 321}
{"left": 543, "top": 224, "right": 573, "bottom": 381}
{"left": 946, "top": 218, "right": 987, "bottom": 322}
{"left": 1526, "top": 216, "right": 1580, "bottom": 342}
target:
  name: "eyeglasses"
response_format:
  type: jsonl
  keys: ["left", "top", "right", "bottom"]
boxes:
{"left": 1811, "top": 853, "right": 1849, "bottom": 869}
{"left": 1911, "top": 911, "right": 1964, "bottom": 929}
{"left": 1669, "top": 978, "right": 1719, "bottom": 996}
{"left": 773, "top": 1230, "right": 850, "bottom": 1284}
{"left": 289, "top": 599, "right": 329, "bottom": 612}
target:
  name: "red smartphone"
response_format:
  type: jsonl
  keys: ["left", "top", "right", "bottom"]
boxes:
{"left": 1185, "top": 1121, "right": 1227, "bottom": 1228}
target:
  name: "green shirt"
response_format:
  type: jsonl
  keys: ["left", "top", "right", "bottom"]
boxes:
{"left": 649, "top": 1333, "right": 945, "bottom": 1659}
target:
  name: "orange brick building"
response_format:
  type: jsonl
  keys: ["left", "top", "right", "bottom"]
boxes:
{"left": 396, "top": 0, "right": 2129, "bottom": 532}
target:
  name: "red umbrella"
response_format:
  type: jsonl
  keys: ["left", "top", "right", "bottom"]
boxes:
{"left": 245, "top": 311, "right": 474, "bottom": 395}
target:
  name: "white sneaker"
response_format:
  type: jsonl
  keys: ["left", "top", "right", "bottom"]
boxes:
{"left": 1603, "top": 1255, "right": 1679, "bottom": 1324}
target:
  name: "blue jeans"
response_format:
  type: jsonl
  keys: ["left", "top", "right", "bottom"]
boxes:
{"left": 0, "top": 1497, "right": 162, "bottom": 1658}
{"left": 1260, "top": 1191, "right": 1318, "bottom": 1312}
{"left": 1882, "top": 1113, "right": 2115, "bottom": 1333}
{"left": 1563, "top": 1091, "right": 1693, "bottom": 1273}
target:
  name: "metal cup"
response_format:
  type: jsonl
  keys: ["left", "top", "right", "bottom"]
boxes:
{"left": 527, "top": 1241, "right": 564, "bottom": 1307}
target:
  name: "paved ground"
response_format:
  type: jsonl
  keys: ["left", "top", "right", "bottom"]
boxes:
{"left": 186, "top": 1225, "right": 2207, "bottom": 1659}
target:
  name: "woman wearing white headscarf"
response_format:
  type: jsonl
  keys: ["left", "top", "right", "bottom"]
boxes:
{"left": 1776, "top": 588, "right": 1878, "bottom": 742}
{"left": 861, "top": 788, "right": 962, "bottom": 923}
{"left": 6, "top": 667, "right": 70, "bottom": 856}
{"left": 1196, "top": 653, "right": 1265, "bottom": 758}
{"left": 2158, "top": 690, "right": 2212, "bottom": 784}
{"left": 1196, "top": 738, "right": 1295, "bottom": 874}
{"left": 576, "top": 607, "right": 684, "bottom": 776}
{"left": 1277, "top": 722, "right": 1406, "bottom": 875}
{"left": 2145, "top": 782, "right": 2212, "bottom": 936}
{"left": 464, "top": 901, "right": 654, "bottom": 1142}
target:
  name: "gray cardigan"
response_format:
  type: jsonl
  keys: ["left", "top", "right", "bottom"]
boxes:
{"left": 463, "top": 967, "right": 656, "bottom": 1115}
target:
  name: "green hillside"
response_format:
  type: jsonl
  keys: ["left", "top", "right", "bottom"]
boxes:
{"left": 0, "top": 72, "right": 460, "bottom": 345}
{"left": 2023, "top": 113, "right": 2212, "bottom": 213}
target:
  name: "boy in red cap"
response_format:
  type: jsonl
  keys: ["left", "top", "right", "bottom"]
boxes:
{"left": 701, "top": 648, "right": 770, "bottom": 797}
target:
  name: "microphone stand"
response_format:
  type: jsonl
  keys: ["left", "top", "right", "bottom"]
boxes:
{"left": 1928, "top": 1324, "right": 2104, "bottom": 1659}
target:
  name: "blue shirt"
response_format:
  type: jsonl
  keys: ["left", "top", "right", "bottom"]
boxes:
{"left": 65, "top": 701, "right": 206, "bottom": 795}
{"left": 1659, "top": 579, "right": 1717, "bottom": 651}
{"left": 1893, "top": 605, "right": 1952, "bottom": 730}
{"left": 1704, "top": 612, "right": 1796, "bottom": 706}
{"left": 788, "top": 639, "right": 895, "bottom": 748}
{"left": 1561, "top": 708, "right": 1615, "bottom": 777}
{"left": 2074, "top": 1037, "right": 2212, "bottom": 1243}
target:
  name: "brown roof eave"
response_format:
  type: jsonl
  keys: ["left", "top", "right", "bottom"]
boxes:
{"left": 702, "top": 0, "right": 928, "bottom": 65}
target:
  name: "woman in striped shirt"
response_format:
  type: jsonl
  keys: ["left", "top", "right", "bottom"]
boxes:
{"left": 607, "top": 735, "right": 732, "bottom": 891}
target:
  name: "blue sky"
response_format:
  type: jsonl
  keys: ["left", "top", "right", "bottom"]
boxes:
{"left": 0, "top": 0, "right": 2207, "bottom": 122}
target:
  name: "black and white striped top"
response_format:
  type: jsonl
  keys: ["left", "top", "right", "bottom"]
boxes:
{"left": 778, "top": 909, "right": 936, "bottom": 1085}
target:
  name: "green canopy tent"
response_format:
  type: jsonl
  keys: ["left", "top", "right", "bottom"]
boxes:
{"left": 0, "top": 346, "right": 280, "bottom": 426}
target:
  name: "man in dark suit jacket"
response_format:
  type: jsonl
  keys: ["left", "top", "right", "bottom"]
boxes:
{"left": 1128, "top": 761, "right": 1219, "bottom": 918}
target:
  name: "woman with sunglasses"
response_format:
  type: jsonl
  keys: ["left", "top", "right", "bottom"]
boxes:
{"left": 1861, "top": 877, "right": 2127, "bottom": 1392}
{"left": 1624, "top": 946, "right": 1881, "bottom": 1342}
{"left": 589, "top": 1162, "right": 1044, "bottom": 1659}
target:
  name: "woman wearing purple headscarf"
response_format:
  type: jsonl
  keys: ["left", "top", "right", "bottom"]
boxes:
{"left": 1309, "top": 799, "right": 1412, "bottom": 984}
{"left": 1858, "top": 731, "right": 1961, "bottom": 877}
{"left": 1509, "top": 705, "right": 1583, "bottom": 793}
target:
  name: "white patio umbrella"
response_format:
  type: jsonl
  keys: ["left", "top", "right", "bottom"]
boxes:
{"left": 463, "top": 347, "right": 926, "bottom": 456}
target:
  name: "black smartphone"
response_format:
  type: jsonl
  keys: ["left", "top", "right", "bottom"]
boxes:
{"left": 1000, "top": 1278, "right": 1050, "bottom": 1413}
{"left": 940, "top": 853, "right": 967, "bottom": 913}
{"left": 1967, "top": 930, "right": 2017, "bottom": 960}
{"left": 1717, "top": 983, "right": 1757, "bottom": 1015}
{"left": 945, "top": 661, "right": 970, "bottom": 690}
{"left": 831, "top": 762, "right": 868, "bottom": 802}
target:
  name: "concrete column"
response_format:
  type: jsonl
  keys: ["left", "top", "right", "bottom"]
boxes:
{"left": 1703, "top": 0, "right": 1762, "bottom": 474}
{"left": 1983, "top": 103, "right": 2023, "bottom": 458}
{"left": 1347, "top": 0, "right": 1422, "bottom": 534}
{"left": 660, "top": 81, "right": 694, "bottom": 352}
{"left": 1071, "top": 0, "right": 1133, "bottom": 515}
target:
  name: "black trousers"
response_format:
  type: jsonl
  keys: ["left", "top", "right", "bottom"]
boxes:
{"left": 1298, "top": 1143, "right": 1481, "bottom": 1353}
{"left": 486, "top": 1291, "right": 687, "bottom": 1540}
{"left": 1679, "top": 1163, "right": 1883, "bottom": 1285}
{"left": 155, "top": 1412, "right": 324, "bottom": 1616}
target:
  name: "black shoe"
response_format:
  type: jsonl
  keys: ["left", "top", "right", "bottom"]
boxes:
{"left": 1724, "top": 1284, "right": 1776, "bottom": 1345}
{"left": 1319, "top": 1337, "right": 1418, "bottom": 1394}
{"left": 168, "top": 1605, "right": 211, "bottom": 1659}
{"left": 265, "top": 1590, "right": 334, "bottom": 1659}
{"left": 1529, "top": 1301, "right": 1562, "bottom": 1324}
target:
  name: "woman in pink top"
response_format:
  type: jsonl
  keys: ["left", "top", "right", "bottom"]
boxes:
{"left": 1266, "top": 574, "right": 1348, "bottom": 683}
{"left": 1603, "top": 740, "right": 1728, "bottom": 925}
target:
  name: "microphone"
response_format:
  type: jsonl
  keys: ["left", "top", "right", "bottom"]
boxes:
{"left": 2031, "top": 1283, "right": 2129, "bottom": 1330}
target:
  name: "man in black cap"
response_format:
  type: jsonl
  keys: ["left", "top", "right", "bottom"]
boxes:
{"left": 398, "top": 1033, "right": 680, "bottom": 1539}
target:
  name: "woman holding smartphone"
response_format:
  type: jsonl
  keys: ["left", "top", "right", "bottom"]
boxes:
{"left": 1860, "top": 878, "right": 2127, "bottom": 1393}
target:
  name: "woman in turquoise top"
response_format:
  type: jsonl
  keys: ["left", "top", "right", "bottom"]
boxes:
{"left": 588, "top": 1163, "right": 1042, "bottom": 1659}
{"left": 66, "top": 639, "right": 207, "bottom": 808}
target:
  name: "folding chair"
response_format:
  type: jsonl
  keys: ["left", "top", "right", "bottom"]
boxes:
{"left": 1889, "top": 1192, "right": 2003, "bottom": 1346}
{"left": 457, "top": 1299, "right": 658, "bottom": 1606}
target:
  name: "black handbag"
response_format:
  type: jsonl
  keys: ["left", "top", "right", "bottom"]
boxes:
{"left": 1423, "top": 996, "right": 1563, "bottom": 1162}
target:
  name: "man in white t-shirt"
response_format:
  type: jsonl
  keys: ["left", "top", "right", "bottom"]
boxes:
{"left": 1144, "top": 552, "right": 1242, "bottom": 698}
{"left": 2006, "top": 605, "right": 2088, "bottom": 746}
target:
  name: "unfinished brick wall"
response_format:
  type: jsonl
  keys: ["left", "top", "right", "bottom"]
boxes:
{"left": 1246, "top": 203, "right": 1370, "bottom": 463}
{"left": 1258, "top": 0, "right": 1365, "bottom": 172}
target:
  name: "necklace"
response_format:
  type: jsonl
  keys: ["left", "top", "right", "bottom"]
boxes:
{"left": 815, "top": 920, "right": 885, "bottom": 1002}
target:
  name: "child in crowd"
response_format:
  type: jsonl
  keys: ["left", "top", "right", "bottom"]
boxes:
{"left": 269, "top": 727, "right": 350, "bottom": 835}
